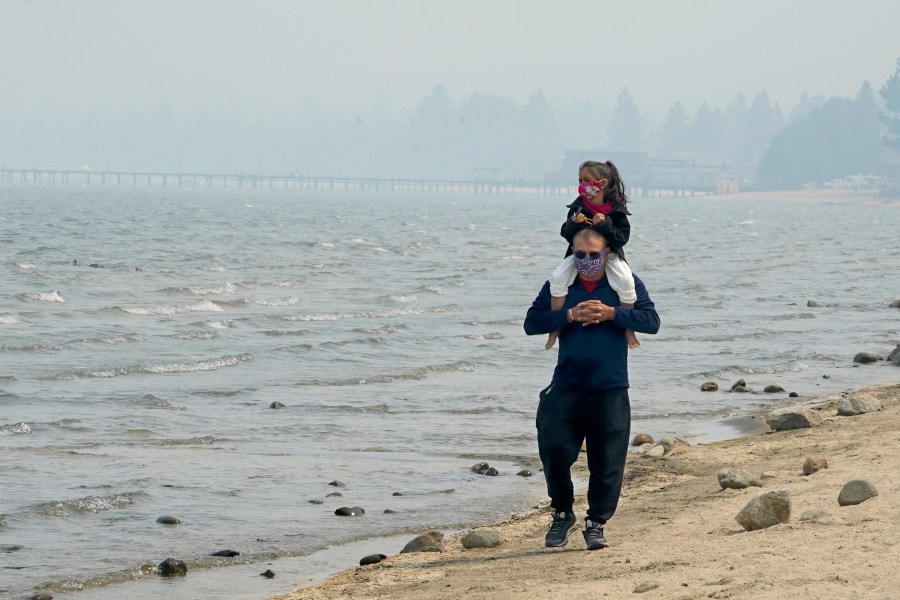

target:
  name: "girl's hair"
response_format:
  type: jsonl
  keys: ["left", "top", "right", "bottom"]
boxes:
{"left": 579, "top": 160, "right": 629, "bottom": 207}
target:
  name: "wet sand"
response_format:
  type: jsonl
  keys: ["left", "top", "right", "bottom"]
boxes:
{"left": 269, "top": 382, "right": 900, "bottom": 600}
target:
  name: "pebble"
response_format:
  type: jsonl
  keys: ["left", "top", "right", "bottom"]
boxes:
{"left": 735, "top": 489, "right": 791, "bottom": 531}
{"left": 158, "top": 558, "right": 188, "bottom": 577}
{"left": 516, "top": 470, "right": 533, "bottom": 477}
{"left": 400, "top": 530, "right": 444, "bottom": 553}
{"left": 392, "top": 492, "right": 403, "bottom": 496}
{"left": 384, "top": 509, "right": 398, "bottom": 514}
{"left": 269, "top": 401, "right": 285, "bottom": 409}
{"left": 359, "top": 553, "right": 387, "bottom": 566}
{"left": 802, "top": 457, "right": 828, "bottom": 476}
{"left": 326, "top": 492, "right": 343, "bottom": 497}
{"left": 838, "top": 480, "right": 878, "bottom": 506}
{"left": 461, "top": 528, "right": 502, "bottom": 549}
{"left": 700, "top": 382, "right": 718, "bottom": 392}
{"left": 632, "top": 433, "right": 653, "bottom": 446}
{"left": 334, "top": 506, "right": 365, "bottom": 516}
{"left": 763, "top": 384, "right": 785, "bottom": 393}
{"left": 156, "top": 515, "right": 181, "bottom": 525}
{"left": 717, "top": 467, "right": 762, "bottom": 489}
{"left": 329, "top": 480, "right": 346, "bottom": 487}
{"left": 789, "top": 392, "right": 799, "bottom": 398}
{"left": 807, "top": 300, "right": 820, "bottom": 307}
{"left": 308, "top": 499, "right": 324, "bottom": 504}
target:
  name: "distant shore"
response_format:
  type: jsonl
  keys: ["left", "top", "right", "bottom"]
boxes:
{"left": 699, "top": 188, "right": 899, "bottom": 207}
{"left": 269, "top": 380, "right": 900, "bottom": 600}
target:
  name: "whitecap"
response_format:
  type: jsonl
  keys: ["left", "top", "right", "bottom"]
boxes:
{"left": 191, "top": 320, "right": 238, "bottom": 329}
{"left": 16, "top": 263, "right": 36, "bottom": 272}
{"left": 277, "top": 305, "right": 463, "bottom": 322}
{"left": 116, "top": 300, "right": 222, "bottom": 316}
{"left": 24, "top": 291, "right": 65, "bottom": 303}
{"left": 0, "top": 422, "right": 32, "bottom": 436}
{"left": 319, "top": 242, "right": 335, "bottom": 248}
{"left": 0, "top": 314, "right": 19, "bottom": 324}
{"left": 388, "top": 295, "right": 417, "bottom": 304}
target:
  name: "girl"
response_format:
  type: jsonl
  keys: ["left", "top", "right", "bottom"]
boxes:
{"left": 545, "top": 160, "right": 639, "bottom": 350}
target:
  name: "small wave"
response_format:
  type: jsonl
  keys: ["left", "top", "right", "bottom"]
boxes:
{"left": 161, "top": 282, "right": 250, "bottom": 296}
{"left": 297, "top": 360, "right": 475, "bottom": 386}
{"left": 464, "top": 333, "right": 503, "bottom": 340}
{"left": 172, "top": 330, "right": 217, "bottom": 340}
{"left": 21, "top": 492, "right": 146, "bottom": 519}
{"left": 262, "top": 279, "right": 310, "bottom": 288}
{"left": 688, "top": 360, "right": 807, "bottom": 379}
{"left": 0, "top": 314, "right": 18, "bottom": 324}
{"left": 261, "top": 329, "right": 310, "bottom": 336}
{"left": 329, "top": 403, "right": 392, "bottom": 413}
{"left": 24, "top": 291, "right": 65, "bottom": 303}
{"left": 279, "top": 304, "right": 463, "bottom": 322}
{"left": 193, "top": 390, "right": 242, "bottom": 397}
{"left": 134, "top": 395, "right": 173, "bottom": 408}
{"left": 424, "top": 285, "right": 447, "bottom": 295}
{"left": 1, "top": 343, "right": 64, "bottom": 352}
{"left": 190, "top": 320, "right": 238, "bottom": 329}
{"left": 47, "top": 353, "right": 253, "bottom": 380}
{"left": 443, "top": 406, "right": 512, "bottom": 414}
{"left": 115, "top": 300, "right": 222, "bottom": 316}
{"left": 147, "top": 435, "right": 219, "bottom": 446}
{"left": 352, "top": 325, "right": 407, "bottom": 335}
{"left": 0, "top": 422, "right": 31, "bottom": 436}
{"left": 215, "top": 296, "right": 299, "bottom": 307}
{"left": 78, "top": 334, "right": 145, "bottom": 345}
{"left": 770, "top": 312, "right": 816, "bottom": 321}
{"left": 16, "top": 263, "right": 36, "bottom": 272}
{"left": 48, "top": 418, "right": 83, "bottom": 427}
{"left": 388, "top": 295, "right": 417, "bottom": 303}
{"left": 483, "top": 318, "right": 524, "bottom": 326}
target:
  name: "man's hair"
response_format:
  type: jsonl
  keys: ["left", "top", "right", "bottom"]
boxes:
{"left": 573, "top": 228, "right": 607, "bottom": 245}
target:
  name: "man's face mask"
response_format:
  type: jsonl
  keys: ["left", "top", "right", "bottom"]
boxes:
{"left": 573, "top": 248, "right": 608, "bottom": 277}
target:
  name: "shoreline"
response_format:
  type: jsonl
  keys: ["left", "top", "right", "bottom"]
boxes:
{"left": 269, "top": 379, "right": 900, "bottom": 600}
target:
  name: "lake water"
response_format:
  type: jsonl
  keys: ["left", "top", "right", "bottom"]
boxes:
{"left": 1, "top": 186, "right": 899, "bottom": 599}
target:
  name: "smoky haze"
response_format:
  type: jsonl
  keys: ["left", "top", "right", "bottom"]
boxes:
{"left": 2, "top": 0, "right": 899, "bottom": 181}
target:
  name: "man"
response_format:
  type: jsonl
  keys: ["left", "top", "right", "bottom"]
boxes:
{"left": 524, "top": 228, "right": 660, "bottom": 550}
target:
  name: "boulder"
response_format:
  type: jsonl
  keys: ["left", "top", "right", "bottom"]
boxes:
{"left": 470, "top": 462, "right": 489, "bottom": 474}
{"left": 482, "top": 467, "right": 499, "bottom": 476}
{"left": 853, "top": 352, "right": 880, "bottom": 364}
{"left": 765, "top": 406, "right": 823, "bottom": 431}
{"left": 334, "top": 506, "right": 365, "bottom": 516}
{"left": 260, "top": 569, "right": 275, "bottom": 578}
{"left": 461, "top": 528, "right": 502, "bottom": 549}
{"left": 837, "top": 480, "right": 878, "bottom": 506}
{"left": 789, "top": 392, "right": 799, "bottom": 398}
{"left": 889, "top": 299, "right": 900, "bottom": 308}
{"left": 359, "top": 553, "right": 387, "bottom": 566}
{"left": 837, "top": 394, "right": 883, "bottom": 416}
{"left": 763, "top": 384, "right": 785, "bottom": 393}
{"left": 730, "top": 379, "right": 746, "bottom": 391}
{"left": 632, "top": 433, "right": 653, "bottom": 446}
{"left": 887, "top": 344, "right": 900, "bottom": 366}
{"left": 735, "top": 489, "right": 791, "bottom": 531}
{"left": 400, "top": 530, "right": 444, "bottom": 553}
{"left": 156, "top": 515, "right": 181, "bottom": 525}
{"left": 158, "top": 558, "right": 188, "bottom": 577}
{"left": 269, "top": 401, "right": 285, "bottom": 409}
{"left": 717, "top": 468, "right": 762, "bottom": 489}
{"left": 700, "top": 382, "right": 719, "bottom": 392}
{"left": 802, "top": 457, "right": 828, "bottom": 476}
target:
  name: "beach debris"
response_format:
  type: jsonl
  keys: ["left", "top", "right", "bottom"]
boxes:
{"left": 888, "top": 344, "right": 900, "bottom": 366}
{"left": 326, "top": 491, "right": 343, "bottom": 497}
{"left": 799, "top": 509, "right": 838, "bottom": 524}
{"left": 806, "top": 300, "right": 820, "bottom": 307}
{"left": 328, "top": 480, "right": 346, "bottom": 487}
{"left": 483, "top": 467, "right": 499, "bottom": 476}
{"left": 359, "top": 553, "right": 387, "bottom": 566}
{"left": 260, "top": 569, "right": 275, "bottom": 578}
{"left": 717, "top": 467, "right": 763, "bottom": 489}
{"left": 789, "top": 392, "right": 799, "bottom": 398}
{"left": 632, "top": 433, "right": 653, "bottom": 446}
{"left": 765, "top": 406, "right": 823, "bottom": 431}
{"left": 700, "top": 382, "right": 718, "bottom": 392}
{"left": 853, "top": 352, "right": 880, "bottom": 364}
{"left": 838, "top": 480, "right": 878, "bottom": 506}
{"left": 633, "top": 581, "right": 661, "bottom": 593}
{"left": 156, "top": 515, "right": 181, "bottom": 525}
{"left": 158, "top": 558, "right": 188, "bottom": 577}
{"left": 730, "top": 379, "right": 749, "bottom": 392}
{"left": 764, "top": 384, "right": 785, "bottom": 393}
{"left": 470, "top": 462, "right": 490, "bottom": 474}
{"left": 837, "top": 394, "right": 882, "bottom": 416}
{"left": 210, "top": 549, "right": 240, "bottom": 557}
{"left": 334, "top": 506, "right": 365, "bottom": 516}
{"left": 802, "top": 457, "right": 829, "bottom": 475}
{"left": 461, "top": 527, "right": 502, "bottom": 549}
{"left": 516, "top": 469, "right": 533, "bottom": 477}
{"left": 735, "top": 489, "right": 791, "bottom": 531}
{"left": 400, "top": 530, "right": 444, "bottom": 553}
{"left": 308, "top": 499, "right": 324, "bottom": 504}
{"left": 29, "top": 593, "right": 53, "bottom": 600}
{"left": 269, "top": 401, "right": 285, "bottom": 409}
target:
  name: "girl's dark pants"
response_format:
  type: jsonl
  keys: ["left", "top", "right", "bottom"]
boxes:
{"left": 536, "top": 384, "right": 631, "bottom": 524}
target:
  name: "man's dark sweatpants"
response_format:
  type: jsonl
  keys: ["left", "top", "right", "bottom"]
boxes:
{"left": 536, "top": 384, "right": 631, "bottom": 524}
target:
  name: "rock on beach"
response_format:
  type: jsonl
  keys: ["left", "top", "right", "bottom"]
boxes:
{"left": 853, "top": 352, "right": 880, "bottom": 364}
{"left": 359, "top": 553, "right": 387, "bottom": 566}
{"left": 717, "top": 467, "right": 762, "bottom": 489}
{"left": 632, "top": 433, "right": 653, "bottom": 446}
{"left": 156, "top": 515, "right": 181, "bottom": 525}
{"left": 888, "top": 344, "right": 900, "bottom": 366}
{"left": 802, "top": 457, "right": 828, "bottom": 475}
{"left": 735, "top": 489, "right": 791, "bottom": 531}
{"left": 400, "top": 530, "right": 444, "bottom": 553}
{"left": 765, "top": 406, "right": 823, "bottom": 431}
{"left": 838, "top": 480, "right": 878, "bottom": 506}
{"left": 334, "top": 506, "right": 365, "bottom": 516}
{"left": 837, "top": 394, "right": 883, "bottom": 416}
{"left": 158, "top": 558, "right": 188, "bottom": 577}
{"left": 700, "top": 382, "right": 718, "bottom": 392}
{"left": 461, "top": 528, "right": 502, "bottom": 549}
{"left": 764, "top": 384, "right": 786, "bottom": 393}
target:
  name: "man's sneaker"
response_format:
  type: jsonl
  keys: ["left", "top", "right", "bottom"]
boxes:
{"left": 544, "top": 510, "right": 577, "bottom": 547}
{"left": 583, "top": 519, "right": 608, "bottom": 550}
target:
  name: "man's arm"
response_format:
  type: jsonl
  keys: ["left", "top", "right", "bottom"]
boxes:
{"left": 612, "top": 275, "right": 660, "bottom": 334}
{"left": 524, "top": 281, "right": 569, "bottom": 335}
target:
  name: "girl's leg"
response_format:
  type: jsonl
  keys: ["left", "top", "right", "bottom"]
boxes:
{"left": 604, "top": 254, "right": 640, "bottom": 349}
{"left": 546, "top": 256, "right": 577, "bottom": 350}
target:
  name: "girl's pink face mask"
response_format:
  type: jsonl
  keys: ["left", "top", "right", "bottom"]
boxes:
{"left": 578, "top": 180, "right": 604, "bottom": 200}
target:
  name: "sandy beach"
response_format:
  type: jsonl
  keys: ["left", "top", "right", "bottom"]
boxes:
{"left": 270, "top": 380, "right": 900, "bottom": 600}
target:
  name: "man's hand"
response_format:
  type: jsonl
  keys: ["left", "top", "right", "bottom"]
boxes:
{"left": 571, "top": 300, "right": 616, "bottom": 325}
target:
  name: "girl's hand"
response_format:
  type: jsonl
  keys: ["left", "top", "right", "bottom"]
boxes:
{"left": 592, "top": 213, "right": 606, "bottom": 224}
{"left": 571, "top": 212, "right": 587, "bottom": 224}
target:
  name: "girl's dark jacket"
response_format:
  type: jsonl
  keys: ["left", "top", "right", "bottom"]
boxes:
{"left": 560, "top": 196, "right": 631, "bottom": 260}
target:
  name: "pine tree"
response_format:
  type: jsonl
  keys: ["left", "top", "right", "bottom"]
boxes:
{"left": 607, "top": 88, "right": 645, "bottom": 152}
{"left": 879, "top": 58, "right": 900, "bottom": 152}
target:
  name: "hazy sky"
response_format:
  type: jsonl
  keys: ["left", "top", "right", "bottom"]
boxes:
{"left": 3, "top": 0, "right": 900, "bottom": 117}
